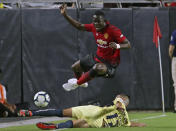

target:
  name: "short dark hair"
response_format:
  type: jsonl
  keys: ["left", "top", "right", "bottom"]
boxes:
{"left": 94, "top": 10, "right": 105, "bottom": 17}
{"left": 117, "top": 94, "right": 130, "bottom": 101}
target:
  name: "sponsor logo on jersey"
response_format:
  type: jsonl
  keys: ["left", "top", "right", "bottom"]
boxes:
{"left": 97, "top": 39, "right": 107, "bottom": 45}
{"left": 104, "top": 33, "right": 109, "bottom": 39}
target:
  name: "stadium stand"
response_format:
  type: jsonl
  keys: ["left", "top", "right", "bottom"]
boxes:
{"left": 0, "top": 0, "right": 175, "bottom": 8}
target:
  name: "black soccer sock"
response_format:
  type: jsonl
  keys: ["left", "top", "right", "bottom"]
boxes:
{"left": 74, "top": 71, "right": 82, "bottom": 79}
{"left": 56, "top": 120, "right": 73, "bottom": 129}
{"left": 32, "top": 109, "right": 63, "bottom": 117}
{"left": 89, "top": 68, "right": 97, "bottom": 77}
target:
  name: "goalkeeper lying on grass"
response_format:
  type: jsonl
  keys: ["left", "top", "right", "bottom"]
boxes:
{"left": 18, "top": 94, "right": 146, "bottom": 129}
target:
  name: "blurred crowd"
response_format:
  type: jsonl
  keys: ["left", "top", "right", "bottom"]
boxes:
{"left": 0, "top": 1, "right": 176, "bottom": 9}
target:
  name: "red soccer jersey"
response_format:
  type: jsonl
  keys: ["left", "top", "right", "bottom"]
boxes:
{"left": 84, "top": 22, "right": 126, "bottom": 65}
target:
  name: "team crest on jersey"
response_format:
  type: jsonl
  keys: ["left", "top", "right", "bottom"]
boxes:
{"left": 104, "top": 33, "right": 109, "bottom": 39}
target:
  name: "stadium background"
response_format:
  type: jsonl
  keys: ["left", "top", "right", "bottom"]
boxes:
{"left": 0, "top": 4, "right": 176, "bottom": 110}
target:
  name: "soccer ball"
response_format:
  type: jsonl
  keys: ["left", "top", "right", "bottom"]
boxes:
{"left": 34, "top": 91, "right": 50, "bottom": 107}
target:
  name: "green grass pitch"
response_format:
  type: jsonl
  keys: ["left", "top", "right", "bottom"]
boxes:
{"left": 1, "top": 112, "right": 176, "bottom": 131}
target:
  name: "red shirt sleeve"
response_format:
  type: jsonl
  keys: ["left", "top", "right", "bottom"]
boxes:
{"left": 84, "top": 24, "right": 94, "bottom": 32}
{"left": 111, "top": 26, "right": 126, "bottom": 44}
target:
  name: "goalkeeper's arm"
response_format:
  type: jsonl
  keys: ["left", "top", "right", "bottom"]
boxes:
{"left": 130, "top": 122, "right": 146, "bottom": 127}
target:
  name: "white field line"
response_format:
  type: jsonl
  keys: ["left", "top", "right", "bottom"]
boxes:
{"left": 0, "top": 117, "right": 69, "bottom": 128}
{"left": 0, "top": 114, "right": 167, "bottom": 129}
{"left": 131, "top": 114, "right": 167, "bottom": 122}
{"left": 54, "top": 128, "right": 68, "bottom": 131}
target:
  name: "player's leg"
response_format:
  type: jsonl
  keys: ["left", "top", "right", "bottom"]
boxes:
{"left": 18, "top": 109, "right": 62, "bottom": 117}
{"left": 36, "top": 106, "right": 90, "bottom": 129}
{"left": 0, "top": 103, "right": 17, "bottom": 117}
{"left": 18, "top": 108, "right": 73, "bottom": 117}
{"left": 35, "top": 106, "right": 90, "bottom": 129}
{"left": 71, "top": 60, "right": 83, "bottom": 79}
{"left": 63, "top": 54, "right": 95, "bottom": 91}
{"left": 36, "top": 119, "right": 89, "bottom": 130}
{"left": 172, "top": 57, "right": 176, "bottom": 112}
{"left": 72, "top": 119, "right": 89, "bottom": 128}
{"left": 77, "top": 62, "right": 117, "bottom": 85}
{"left": 68, "top": 54, "right": 108, "bottom": 86}
{"left": 77, "top": 63, "right": 107, "bottom": 85}
{"left": 68, "top": 63, "right": 108, "bottom": 86}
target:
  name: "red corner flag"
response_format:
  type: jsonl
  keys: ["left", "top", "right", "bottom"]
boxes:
{"left": 153, "top": 16, "right": 162, "bottom": 48}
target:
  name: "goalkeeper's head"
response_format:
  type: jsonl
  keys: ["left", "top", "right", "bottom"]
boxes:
{"left": 113, "top": 94, "right": 130, "bottom": 109}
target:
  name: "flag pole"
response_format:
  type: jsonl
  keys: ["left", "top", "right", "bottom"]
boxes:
{"left": 157, "top": 36, "right": 165, "bottom": 114}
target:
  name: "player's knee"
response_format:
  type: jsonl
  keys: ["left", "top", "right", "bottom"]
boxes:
{"left": 82, "top": 123, "right": 89, "bottom": 128}
{"left": 71, "top": 61, "right": 81, "bottom": 72}
{"left": 93, "top": 63, "right": 107, "bottom": 75}
{"left": 75, "top": 120, "right": 89, "bottom": 128}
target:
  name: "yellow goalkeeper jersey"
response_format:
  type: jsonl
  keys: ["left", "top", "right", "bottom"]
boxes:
{"left": 72, "top": 104, "right": 131, "bottom": 128}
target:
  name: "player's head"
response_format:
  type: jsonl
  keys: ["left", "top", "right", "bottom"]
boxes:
{"left": 113, "top": 94, "right": 130, "bottom": 108}
{"left": 92, "top": 10, "right": 106, "bottom": 32}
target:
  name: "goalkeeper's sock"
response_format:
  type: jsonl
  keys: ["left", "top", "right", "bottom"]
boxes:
{"left": 56, "top": 120, "right": 73, "bottom": 129}
{"left": 77, "top": 69, "right": 96, "bottom": 85}
{"left": 32, "top": 109, "right": 63, "bottom": 117}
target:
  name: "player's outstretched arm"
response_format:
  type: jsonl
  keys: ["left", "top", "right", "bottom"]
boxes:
{"left": 130, "top": 121, "right": 146, "bottom": 127}
{"left": 120, "top": 38, "right": 131, "bottom": 49}
{"left": 60, "top": 4, "right": 86, "bottom": 31}
{"left": 169, "top": 44, "right": 175, "bottom": 59}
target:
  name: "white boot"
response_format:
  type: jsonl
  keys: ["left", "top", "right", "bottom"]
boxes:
{"left": 62, "top": 82, "right": 78, "bottom": 91}
{"left": 68, "top": 78, "right": 88, "bottom": 88}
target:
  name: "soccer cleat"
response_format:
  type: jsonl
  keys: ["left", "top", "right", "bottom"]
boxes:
{"left": 36, "top": 122, "right": 57, "bottom": 130}
{"left": 62, "top": 79, "right": 79, "bottom": 91}
{"left": 68, "top": 78, "right": 88, "bottom": 88}
{"left": 62, "top": 82, "right": 78, "bottom": 91}
{"left": 67, "top": 78, "right": 79, "bottom": 88}
{"left": 62, "top": 78, "right": 88, "bottom": 91}
{"left": 80, "top": 82, "right": 88, "bottom": 88}
{"left": 62, "top": 83, "right": 73, "bottom": 91}
{"left": 18, "top": 110, "right": 32, "bottom": 117}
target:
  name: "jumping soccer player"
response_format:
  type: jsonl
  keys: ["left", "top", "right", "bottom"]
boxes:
{"left": 18, "top": 94, "right": 146, "bottom": 129}
{"left": 60, "top": 4, "right": 131, "bottom": 91}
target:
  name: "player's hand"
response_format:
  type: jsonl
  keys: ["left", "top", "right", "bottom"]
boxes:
{"left": 9, "top": 106, "right": 15, "bottom": 113}
{"left": 4, "top": 104, "right": 16, "bottom": 113}
{"left": 60, "top": 4, "right": 67, "bottom": 15}
{"left": 115, "top": 101, "right": 124, "bottom": 111}
{"left": 11, "top": 104, "right": 16, "bottom": 110}
{"left": 109, "top": 42, "right": 120, "bottom": 49}
{"left": 138, "top": 123, "right": 146, "bottom": 127}
{"left": 130, "top": 122, "right": 146, "bottom": 127}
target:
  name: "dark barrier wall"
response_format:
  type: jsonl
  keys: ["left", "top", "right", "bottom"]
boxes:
{"left": 22, "top": 9, "right": 79, "bottom": 109}
{"left": 169, "top": 8, "right": 176, "bottom": 35}
{"left": 132, "top": 8, "right": 170, "bottom": 109}
{"left": 0, "top": 8, "right": 173, "bottom": 110}
{"left": 0, "top": 10, "right": 22, "bottom": 104}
